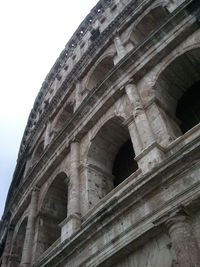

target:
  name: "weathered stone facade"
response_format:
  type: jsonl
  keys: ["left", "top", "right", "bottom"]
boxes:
{"left": 1, "top": 0, "right": 200, "bottom": 266}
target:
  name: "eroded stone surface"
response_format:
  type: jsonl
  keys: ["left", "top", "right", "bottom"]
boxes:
{"left": 1, "top": 0, "right": 200, "bottom": 266}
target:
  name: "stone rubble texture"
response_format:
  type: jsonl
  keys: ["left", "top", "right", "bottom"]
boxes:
{"left": 1, "top": 0, "right": 200, "bottom": 266}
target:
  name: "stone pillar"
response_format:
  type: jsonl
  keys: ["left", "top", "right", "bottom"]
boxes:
{"left": 69, "top": 141, "right": 80, "bottom": 217}
{"left": 125, "top": 83, "right": 164, "bottom": 172}
{"left": 74, "top": 82, "right": 82, "bottom": 111}
{"left": 125, "top": 83, "right": 155, "bottom": 148}
{"left": 44, "top": 122, "right": 51, "bottom": 147}
{"left": 114, "top": 34, "right": 126, "bottom": 64}
{"left": 166, "top": 214, "right": 200, "bottom": 267}
{"left": 1, "top": 225, "right": 14, "bottom": 267}
{"left": 60, "top": 141, "right": 81, "bottom": 241}
{"left": 20, "top": 188, "right": 39, "bottom": 267}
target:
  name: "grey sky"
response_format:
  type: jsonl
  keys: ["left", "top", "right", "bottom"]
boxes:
{"left": 0, "top": 0, "right": 98, "bottom": 218}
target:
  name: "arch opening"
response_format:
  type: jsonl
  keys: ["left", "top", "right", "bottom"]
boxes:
{"left": 50, "top": 102, "right": 74, "bottom": 140}
{"left": 130, "top": 6, "right": 169, "bottom": 45}
{"left": 35, "top": 172, "right": 68, "bottom": 257}
{"left": 87, "top": 56, "right": 114, "bottom": 91}
{"left": 112, "top": 139, "right": 138, "bottom": 187}
{"left": 176, "top": 81, "right": 200, "bottom": 134}
{"left": 154, "top": 48, "right": 200, "bottom": 136}
{"left": 87, "top": 117, "right": 138, "bottom": 208}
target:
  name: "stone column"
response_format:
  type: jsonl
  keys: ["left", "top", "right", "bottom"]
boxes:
{"left": 114, "top": 33, "right": 126, "bottom": 64}
{"left": 69, "top": 141, "right": 80, "bottom": 217}
{"left": 125, "top": 83, "right": 164, "bottom": 172}
{"left": 125, "top": 83, "right": 155, "bottom": 148}
{"left": 166, "top": 214, "right": 200, "bottom": 267}
{"left": 74, "top": 82, "right": 82, "bottom": 111}
{"left": 44, "top": 122, "right": 51, "bottom": 147}
{"left": 1, "top": 225, "right": 14, "bottom": 267}
{"left": 20, "top": 188, "right": 39, "bottom": 267}
{"left": 60, "top": 141, "right": 81, "bottom": 240}
{"left": 126, "top": 117, "right": 143, "bottom": 156}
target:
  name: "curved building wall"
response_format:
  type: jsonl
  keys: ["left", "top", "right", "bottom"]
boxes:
{"left": 1, "top": 0, "right": 200, "bottom": 266}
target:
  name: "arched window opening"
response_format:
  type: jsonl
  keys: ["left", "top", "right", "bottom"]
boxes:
{"left": 35, "top": 172, "right": 68, "bottom": 257}
{"left": 113, "top": 139, "right": 138, "bottom": 187}
{"left": 87, "top": 56, "right": 114, "bottom": 91}
{"left": 154, "top": 48, "right": 200, "bottom": 138}
{"left": 87, "top": 117, "right": 138, "bottom": 208}
{"left": 176, "top": 81, "right": 200, "bottom": 134}
{"left": 11, "top": 218, "right": 28, "bottom": 267}
{"left": 130, "top": 6, "right": 169, "bottom": 45}
{"left": 51, "top": 102, "right": 74, "bottom": 139}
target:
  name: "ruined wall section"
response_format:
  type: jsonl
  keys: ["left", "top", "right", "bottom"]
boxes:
{"left": 2, "top": 0, "right": 196, "bottom": 237}
{"left": 1, "top": 0, "right": 200, "bottom": 266}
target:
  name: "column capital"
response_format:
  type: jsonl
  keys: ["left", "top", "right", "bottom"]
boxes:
{"left": 153, "top": 207, "right": 191, "bottom": 227}
{"left": 165, "top": 214, "right": 191, "bottom": 235}
{"left": 70, "top": 137, "right": 80, "bottom": 144}
{"left": 125, "top": 83, "right": 143, "bottom": 109}
{"left": 69, "top": 138, "right": 80, "bottom": 149}
{"left": 162, "top": 209, "right": 200, "bottom": 267}
{"left": 32, "top": 186, "right": 40, "bottom": 193}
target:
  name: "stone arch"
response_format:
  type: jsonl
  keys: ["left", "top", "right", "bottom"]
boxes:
{"left": 50, "top": 101, "right": 74, "bottom": 140}
{"left": 10, "top": 218, "right": 28, "bottom": 266}
{"left": 86, "top": 116, "right": 138, "bottom": 208}
{"left": 89, "top": 112, "right": 127, "bottom": 145}
{"left": 38, "top": 170, "right": 69, "bottom": 211}
{"left": 153, "top": 47, "right": 200, "bottom": 135}
{"left": 35, "top": 172, "right": 68, "bottom": 257}
{"left": 152, "top": 44, "right": 200, "bottom": 90}
{"left": 86, "top": 54, "right": 114, "bottom": 91}
{"left": 129, "top": 3, "right": 169, "bottom": 45}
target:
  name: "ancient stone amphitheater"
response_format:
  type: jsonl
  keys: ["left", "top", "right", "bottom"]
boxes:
{"left": 1, "top": 0, "right": 200, "bottom": 266}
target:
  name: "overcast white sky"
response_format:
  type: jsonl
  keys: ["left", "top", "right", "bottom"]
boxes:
{"left": 0, "top": 0, "right": 99, "bottom": 218}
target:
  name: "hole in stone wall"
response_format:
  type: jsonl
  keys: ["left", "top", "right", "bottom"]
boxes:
{"left": 80, "top": 42, "right": 85, "bottom": 49}
{"left": 90, "top": 28, "right": 100, "bottom": 42}
{"left": 111, "top": 4, "right": 117, "bottom": 12}
{"left": 64, "top": 65, "right": 69, "bottom": 71}
{"left": 112, "top": 139, "right": 138, "bottom": 187}
{"left": 176, "top": 81, "right": 200, "bottom": 134}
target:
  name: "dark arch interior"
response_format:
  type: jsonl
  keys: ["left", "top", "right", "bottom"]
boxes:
{"left": 176, "top": 81, "right": 200, "bottom": 134}
{"left": 112, "top": 139, "right": 138, "bottom": 187}
{"left": 154, "top": 48, "right": 200, "bottom": 139}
